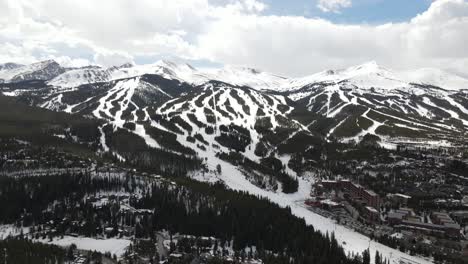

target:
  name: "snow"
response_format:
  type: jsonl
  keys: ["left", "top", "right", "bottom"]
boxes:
{"left": 393, "top": 123, "right": 421, "bottom": 131}
{"left": 194, "top": 160, "right": 432, "bottom": 264}
{"left": 327, "top": 117, "right": 348, "bottom": 139}
{"left": 40, "top": 94, "right": 63, "bottom": 110}
{"left": 423, "top": 96, "right": 468, "bottom": 127}
{"left": 48, "top": 60, "right": 287, "bottom": 91}
{"left": 156, "top": 83, "right": 305, "bottom": 163}
{"left": 402, "top": 67, "right": 468, "bottom": 91}
{"left": 371, "top": 109, "right": 443, "bottom": 132}
{"left": 48, "top": 67, "right": 111, "bottom": 88}
{"left": 37, "top": 236, "right": 131, "bottom": 257}
{"left": 98, "top": 126, "right": 109, "bottom": 152}
{"left": 93, "top": 78, "right": 138, "bottom": 121}
{"left": 113, "top": 78, "right": 138, "bottom": 127}
{"left": 0, "top": 225, "right": 31, "bottom": 239}
{"left": 3, "top": 59, "right": 468, "bottom": 96}
{"left": 283, "top": 61, "right": 468, "bottom": 93}
{"left": 133, "top": 124, "right": 160, "bottom": 148}
{"left": 443, "top": 92, "right": 468, "bottom": 117}
{"left": 390, "top": 233, "right": 403, "bottom": 239}
{"left": 0, "top": 60, "right": 61, "bottom": 82}
{"left": 48, "top": 60, "right": 197, "bottom": 88}
{"left": 286, "top": 61, "right": 408, "bottom": 91}
{"left": 328, "top": 95, "right": 358, "bottom": 118}
{"left": 2, "top": 91, "right": 16, "bottom": 96}
{"left": 64, "top": 96, "right": 95, "bottom": 114}
{"left": 202, "top": 65, "right": 287, "bottom": 91}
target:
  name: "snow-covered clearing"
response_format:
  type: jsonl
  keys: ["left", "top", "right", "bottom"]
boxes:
{"left": 37, "top": 236, "right": 131, "bottom": 257}
{"left": 0, "top": 225, "right": 30, "bottom": 239}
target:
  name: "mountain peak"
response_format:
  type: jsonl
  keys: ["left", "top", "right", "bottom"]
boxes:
{"left": 346, "top": 60, "right": 390, "bottom": 74}
{"left": 35, "top": 59, "right": 59, "bottom": 67}
{"left": 157, "top": 60, "right": 196, "bottom": 71}
{"left": 0, "top": 62, "right": 24, "bottom": 71}
{"left": 222, "top": 65, "right": 263, "bottom": 75}
{"left": 117, "top": 62, "right": 134, "bottom": 69}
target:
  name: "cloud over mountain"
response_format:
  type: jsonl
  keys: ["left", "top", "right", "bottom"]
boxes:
{"left": 1, "top": 0, "right": 467, "bottom": 77}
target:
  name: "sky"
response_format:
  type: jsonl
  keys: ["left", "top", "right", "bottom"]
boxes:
{"left": 0, "top": 0, "right": 467, "bottom": 77}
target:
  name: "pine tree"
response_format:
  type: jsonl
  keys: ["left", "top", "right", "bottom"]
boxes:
{"left": 362, "top": 249, "right": 370, "bottom": 264}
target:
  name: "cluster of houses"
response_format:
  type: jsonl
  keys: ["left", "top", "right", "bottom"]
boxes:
{"left": 309, "top": 179, "right": 464, "bottom": 239}
{"left": 388, "top": 209, "right": 461, "bottom": 238}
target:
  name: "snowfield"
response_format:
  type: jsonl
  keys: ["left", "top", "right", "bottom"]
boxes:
{"left": 0, "top": 225, "right": 31, "bottom": 239}
{"left": 37, "top": 236, "right": 131, "bottom": 258}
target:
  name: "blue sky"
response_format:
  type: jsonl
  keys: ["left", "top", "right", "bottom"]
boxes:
{"left": 262, "top": 0, "right": 433, "bottom": 24}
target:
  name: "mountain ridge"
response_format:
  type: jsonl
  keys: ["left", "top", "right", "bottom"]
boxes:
{"left": 2, "top": 59, "right": 467, "bottom": 91}
{"left": 1, "top": 59, "right": 466, "bottom": 153}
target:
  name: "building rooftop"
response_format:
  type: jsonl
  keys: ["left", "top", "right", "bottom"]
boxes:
{"left": 401, "top": 220, "right": 445, "bottom": 230}
{"left": 365, "top": 189, "right": 378, "bottom": 196}
{"left": 321, "top": 199, "right": 340, "bottom": 207}
{"left": 388, "top": 212, "right": 406, "bottom": 220}
{"left": 443, "top": 222, "right": 461, "bottom": 229}
{"left": 452, "top": 210, "right": 468, "bottom": 216}
{"left": 391, "top": 193, "right": 411, "bottom": 199}
{"left": 395, "top": 209, "right": 413, "bottom": 216}
{"left": 322, "top": 180, "right": 338, "bottom": 183}
{"left": 366, "top": 206, "right": 379, "bottom": 213}
{"left": 433, "top": 212, "right": 450, "bottom": 216}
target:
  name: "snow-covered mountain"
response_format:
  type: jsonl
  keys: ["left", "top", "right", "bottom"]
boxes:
{"left": 402, "top": 67, "right": 468, "bottom": 91}
{"left": 284, "top": 61, "right": 468, "bottom": 92}
{"left": 284, "top": 61, "right": 406, "bottom": 91}
{"left": 5, "top": 59, "right": 464, "bottom": 92}
{"left": 0, "top": 60, "right": 65, "bottom": 83}
{"left": 48, "top": 60, "right": 287, "bottom": 90}
{"left": 48, "top": 60, "right": 205, "bottom": 88}
{"left": 280, "top": 62, "right": 467, "bottom": 147}
{"left": 0, "top": 62, "right": 23, "bottom": 71}
{"left": 202, "top": 65, "right": 288, "bottom": 90}
{"left": 1, "top": 59, "right": 467, "bottom": 150}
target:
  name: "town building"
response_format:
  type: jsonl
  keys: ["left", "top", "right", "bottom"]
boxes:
{"left": 320, "top": 180, "right": 381, "bottom": 209}
{"left": 387, "top": 193, "right": 411, "bottom": 207}
{"left": 387, "top": 209, "right": 461, "bottom": 238}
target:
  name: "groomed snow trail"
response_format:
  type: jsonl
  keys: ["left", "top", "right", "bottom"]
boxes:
{"left": 205, "top": 161, "right": 432, "bottom": 264}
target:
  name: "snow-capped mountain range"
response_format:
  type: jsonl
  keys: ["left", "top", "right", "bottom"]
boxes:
{"left": 286, "top": 61, "right": 468, "bottom": 91}
{"left": 45, "top": 60, "right": 288, "bottom": 90}
{"left": 1, "top": 59, "right": 467, "bottom": 151}
{"left": 0, "top": 60, "right": 65, "bottom": 83}
{"left": 3, "top": 59, "right": 466, "bottom": 91}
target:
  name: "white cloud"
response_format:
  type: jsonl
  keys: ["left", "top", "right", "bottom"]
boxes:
{"left": 53, "top": 56, "right": 92, "bottom": 68}
{"left": 196, "top": 0, "right": 468, "bottom": 76}
{"left": 0, "top": 0, "right": 467, "bottom": 78}
{"left": 317, "top": 0, "right": 352, "bottom": 13}
{"left": 93, "top": 52, "right": 134, "bottom": 68}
